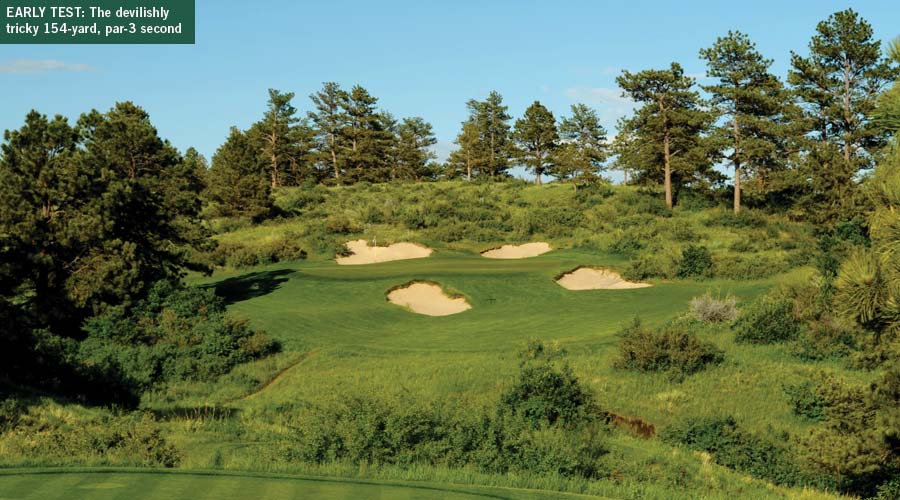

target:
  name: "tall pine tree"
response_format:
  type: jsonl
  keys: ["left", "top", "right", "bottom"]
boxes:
{"left": 788, "top": 9, "right": 899, "bottom": 224}
{"left": 513, "top": 101, "right": 558, "bottom": 185}
{"left": 555, "top": 104, "right": 607, "bottom": 189}
{"left": 616, "top": 63, "right": 717, "bottom": 209}
{"left": 700, "top": 31, "right": 793, "bottom": 213}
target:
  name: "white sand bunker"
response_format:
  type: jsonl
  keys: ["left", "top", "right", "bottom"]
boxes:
{"left": 556, "top": 267, "right": 652, "bottom": 290}
{"left": 481, "top": 242, "right": 552, "bottom": 259}
{"left": 336, "top": 239, "right": 433, "bottom": 265}
{"left": 387, "top": 282, "right": 471, "bottom": 316}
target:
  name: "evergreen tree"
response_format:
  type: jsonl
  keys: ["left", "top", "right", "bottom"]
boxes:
{"left": 788, "top": 9, "right": 900, "bottom": 224}
{"left": 0, "top": 111, "right": 83, "bottom": 333}
{"left": 396, "top": 117, "right": 437, "bottom": 180}
{"left": 467, "top": 91, "right": 513, "bottom": 179}
{"left": 616, "top": 63, "right": 717, "bottom": 209}
{"left": 252, "top": 89, "right": 309, "bottom": 188}
{"left": 343, "top": 85, "right": 392, "bottom": 182}
{"left": 0, "top": 104, "right": 209, "bottom": 336}
{"left": 513, "top": 101, "right": 558, "bottom": 185}
{"left": 447, "top": 120, "right": 482, "bottom": 181}
{"left": 206, "top": 127, "right": 272, "bottom": 219}
{"left": 308, "top": 82, "right": 349, "bottom": 180}
{"left": 555, "top": 104, "right": 608, "bottom": 189}
{"left": 700, "top": 31, "right": 794, "bottom": 213}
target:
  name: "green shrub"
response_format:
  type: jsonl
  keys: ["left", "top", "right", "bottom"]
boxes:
{"left": 607, "top": 230, "right": 647, "bottom": 255}
{"left": 286, "top": 394, "right": 608, "bottom": 480}
{"left": 324, "top": 214, "right": 359, "bottom": 234}
{"left": 732, "top": 293, "right": 800, "bottom": 344}
{"left": 714, "top": 253, "right": 790, "bottom": 280}
{"left": 80, "top": 281, "right": 281, "bottom": 396}
{"left": 623, "top": 248, "right": 679, "bottom": 281}
{"left": 661, "top": 416, "right": 802, "bottom": 486}
{"left": 0, "top": 411, "right": 180, "bottom": 467}
{"left": 783, "top": 381, "right": 826, "bottom": 421}
{"left": 274, "top": 186, "right": 327, "bottom": 215}
{"left": 677, "top": 245, "right": 714, "bottom": 279}
{"left": 614, "top": 318, "right": 724, "bottom": 380}
{"left": 789, "top": 318, "right": 857, "bottom": 361}
{"left": 500, "top": 341, "right": 597, "bottom": 426}
{"left": 707, "top": 209, "right": 767, "bottom": 229}
{"left": 875, "top": 478, "right": 900, "bottom": 500}
{"left": 0, "top": 398, "right": 25, "bottom": 433}
{"left": 668, "top": 219, "right": 699, "bottom": 242}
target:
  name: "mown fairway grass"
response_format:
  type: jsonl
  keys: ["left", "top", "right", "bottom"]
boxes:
{"left": 0, "top": 469, "right": 597, "bottom": 500}
{"left": 195, "top": 248, "right": 770, "bottom": 352}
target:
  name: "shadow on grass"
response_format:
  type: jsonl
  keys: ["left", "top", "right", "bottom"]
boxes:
{"left": 207, "top": 269, "right": 294, "bottom": 305}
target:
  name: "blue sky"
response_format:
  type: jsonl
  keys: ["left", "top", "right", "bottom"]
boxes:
{"left": 2, "top": 0, "right": 899, "bottom": 175}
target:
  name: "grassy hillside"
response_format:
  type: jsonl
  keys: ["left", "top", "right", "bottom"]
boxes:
{"left": 0, "top": 182, "right": 860, "bottom": 499}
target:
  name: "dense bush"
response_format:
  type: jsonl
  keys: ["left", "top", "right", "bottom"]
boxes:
{"left": 500, "top": 340, "right": 598, "bottom": 426}
{"left": 282, "top": 341, "right": 607, "bottom": 479}
{"left": 732, "top": 292, "right": 800, "bottom": 344}
{"left": 661, "top": 416, "right": 802, "bottom": 486}
{"left": 80, "top": 281, "right": 280, "bottom": 398}
{"left": 706, "top": 209, "right": 768, "bottom": 229}
{"left": 623, "top": 248, "right": 679, "bottom": 281}
{"left": 287, "top": 396, "right": 608, "bottom": 479}
{"left": 677, "top": 245, "right": 714, "bottom": 279}
{"left": 714, "top": 253, "right": 791, "bottom": 280}
{"left": 0, "top": 397, "right": 25, "bottom": 433}
{"left": 783, "top": 381, "right": 827, "bottom": 421}
{"left": 0, "top": 410, "right": 180, "bottom": 467}
{"left": 689, "top": 293, "right": 738, "bottom": 322}
{"left": 200, "top": 234, "right": 307, "bottom": 269}
{"left": 614, "top": 319, "right": 724, "bottom": 380}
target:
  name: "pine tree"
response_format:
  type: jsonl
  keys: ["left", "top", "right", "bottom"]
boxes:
{"left": 701, "top": 31, "right": 794, "bottom": 213}
{"left": 788, "top": 9, "right": 900, "bottom": 224}
{"left": 555, "top": 103, "right": 607, "bottom": 189}
{"left": 467, "top": 91, "right": 513, "bottom": 179}
{"left": 308, "top": 82, "right": 349, "bottom": 180}
{"left": 206, "top": 127, "right": 272, "bottom": 219}
{"left": 343, "top": 85, "right": 392, "bottom": 182}
{"left": 0, "top": 104, "right": 210, "bottom": 335}
{"left": 396, "top": 117, "right": 437, "bottom": 180}
{"left": 447, "top": 120, "right": 482, "bottom": 181}
{"left": 616, "top": 63, "right": 717, "bottom": 209}
{"left": 513, "top": 101, "right": 558, "bottom": 185}
{"left": 252, "top": 89, "right": 307, "bottom": 188}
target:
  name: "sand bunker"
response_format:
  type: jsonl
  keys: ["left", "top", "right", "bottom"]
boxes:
{"left": 556, "top": 268, "right": 652, "bottom": 290}
{"left": 387, "top": 282, "right": 471, "bottom": 316}
{"left": 336, "top": 239, "right": 433, "bottom": 265}
{"left": 481, "top": 242, "right": 552, "bottom": 259}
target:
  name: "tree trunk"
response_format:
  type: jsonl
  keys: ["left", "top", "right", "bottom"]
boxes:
{"left": 271, "top": 149, "right": 279, "bottom": 188}
{"left": 843, "top": 56, "right": 852, "bottom": 163}
{"left": 732, "top": 115, "right": 741, "bottom": 214}
{"left": 466, "top": 161, "right": 472, "bottom": 182}
{"left": 663, "top": 132, "right": 673, "bottom": 210}
{"left": 330, "top": 132, "right": 339, "bottom": 179}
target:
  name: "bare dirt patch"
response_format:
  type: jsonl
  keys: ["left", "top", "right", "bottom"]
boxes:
{"left": 336, "top": 239, "right": 433, "bottom": 265}
{"left": 480, "top": 242, "right": 552, "bottom": 259}
{"left": 556, "top": 267, "right": 652, "bottom": 290}
{"left": 387, "top": 282, "right": 471, "bottom": 316}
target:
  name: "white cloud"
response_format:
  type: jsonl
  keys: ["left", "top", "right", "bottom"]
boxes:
{"left": 563, "top": 86, "right": 636, "bottom": 127}
{"left": 0, "top": 59, "right": 94, "bottom": 74}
